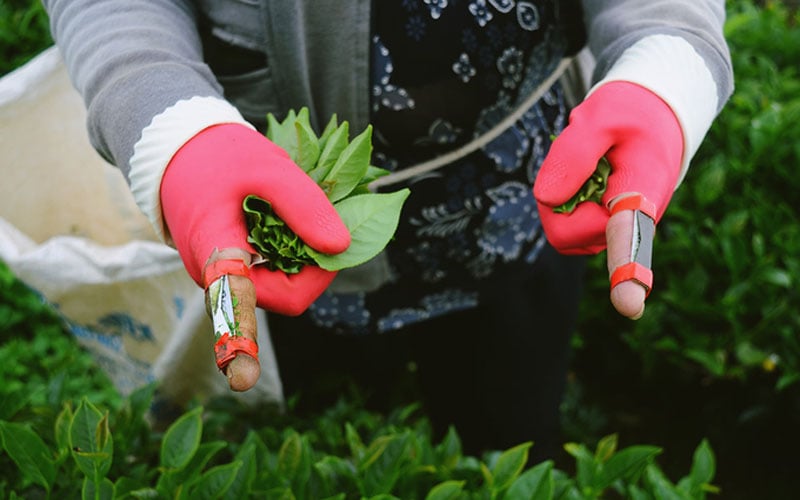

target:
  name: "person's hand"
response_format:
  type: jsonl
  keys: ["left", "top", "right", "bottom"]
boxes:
{"left": 533, "top": 81, "right": 684, "bottom": 319}
{"left": 160, "top": 122, "right": 351, "bottom": 316}
{"left": 160, "top": 123, "right": 351, "bottom": 391}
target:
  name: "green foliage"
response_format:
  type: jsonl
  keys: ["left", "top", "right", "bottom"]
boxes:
{"left": 577, "top": 0, "right": 800, "bottom": 390}
{"left": 553, "top": 157, "right": 612, "bottom": 214}
{"left": 0, "top": 261, "right": 122, "bottom": 418}
{"left": 245, "top": 108, "right": 410, "bottom": 273}
{"left": 2, "top": 259, "right": 714, "bottom": 498}
{"left": 1, "top": 385, "right": 716, "bottom": 498}
{"left": 560, "top": 434, "right": 719, "bottom": 500}
{"left": 0, "top": 257, "right": 719, "bottom": 496}
{"left": 0, "top": 0, "right": 53, "bottom": 76}
{"left": 1, "top": 0, "right": 795, "bottom": 497}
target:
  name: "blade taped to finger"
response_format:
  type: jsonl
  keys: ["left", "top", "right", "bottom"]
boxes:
{"left": 631, "top": 209, "right": 654, "bottom": 269}
{"left": 610, "top": 194, "right": 656, "bottom": 295}
{"left": 207, "top": 273, "right": 258, "bottom": 371}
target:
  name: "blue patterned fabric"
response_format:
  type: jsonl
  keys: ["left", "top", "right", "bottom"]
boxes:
{"left": 305, "top": 0, "right": 575, "bottom": 334}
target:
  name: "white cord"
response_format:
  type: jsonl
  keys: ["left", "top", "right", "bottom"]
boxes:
{"left": 369, "top": 57, "right": 574, "bottom": 189}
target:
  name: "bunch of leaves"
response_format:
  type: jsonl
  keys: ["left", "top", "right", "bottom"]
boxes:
{"left": 244, "top": 108, "right": 410, "bottom": 273}
{"left": 0, "top": 0, "right": 53, "bottom": 76}
{"left": 1, "top": 379, "right": 719, "bottom": 499}
{"left": 552, "top": 157, "right": 612, "bottom": 214}
{"left": 576, "top": 0, "right": 800, "bottom": 390}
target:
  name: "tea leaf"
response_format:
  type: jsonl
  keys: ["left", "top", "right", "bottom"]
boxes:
{"left": 160, "top": 405, "right": 203, "bottom": 470}
{"left": 434, "top": 426, "right": 462, "bottom": 473}
{"left": 127, "top": 382, "right": 157, "bottom": 423}
{"left": 267, "top": 110, "right": 298, "bottom": 159}
{"left": 321, "top": 125, "right": 373, "bottom": 202}
{"left": 277, "top": 431, "right": 303, "bottom": 479}
{"left": 563, "top": 442, "right": 596, "bottom": 491}
{"left": 309, "top": 120, "right": 350, "bottom": 184}
{"left": 345, "top": 423, "right": 365, "bottom": 462}
{"left": 264, "top": 486, "right": 296, "bottom": 499}
{"left": 308, "top": 189, "right": 410, "bottom": 271}
{"left": 317, "top": 114, "right": 340, "bottom": 152}
{"left": 114, "top": 477, "right": 153, "bottom": 498}
{"left": 70, "top": 398, "right": 113, "bottom": 479}
{"left": 598, "top": 445, "right": 662, "bottom": 489}
{"left": 295, "top": 109, "right": 321, "bottom": 172}
{"left": 243, "top": 195, "right": 315, "bottom": 273}
{"left": 0, "top": 421, "right": 56, "bottom": 492}
{"left": 224, "top": 442, "right": 258, "bottom": 500}
{"left": 490, "top": 441, "right": 532, "bottom": 491}
{"left": 82, "top": 476, "right": 114, "bottom": 500}
{"left": 425, "top": 480, "right": 465, "bottom": 500}
{"left": 276, "top": 430, "right": 313, "bottom": 497}
{"left": 594, "top": 433, "right": 618, "bottom": 463}
{"left": 158, "top": 440, "right": 227, "bottom": 494}
{"left": 349, "top": 165, "right": 392, "bottom": 195}
{"left": 479, "top": 461, "right": 493, "bottom": 488}
{"left": 553, "top": 157, "right": 611, "bottom": 214}
{"left": 55, "top": 403, "right": 74, "bottom": 454}
{"left": 688, "top": 439, "right": 716, "bottom": 489}
{"left": 644, "top": 464, "right": 685, "bottom": 500}
{"left": 360, "top": 433, "right": 412, "bottom": 496}
{"left": 506, "top": 460, "right": 554, "bottom": 500}
{"left": 189, "top": 460, "right": 242, "bottom": 499}
{"left": 314, "top": 455, "right": 358, "bottom": 493}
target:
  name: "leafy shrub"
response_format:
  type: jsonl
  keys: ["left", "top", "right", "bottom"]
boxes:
{"left": 1, "top": 256, "right": 718, "bottom": 497}
{"left": 0, "top": 0, "right": 52, "bottom": 76}
{"left": 1, "top": 381, "right": 718, "bottom": 499}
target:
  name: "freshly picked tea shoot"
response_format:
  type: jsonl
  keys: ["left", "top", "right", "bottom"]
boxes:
{"left": 244, "top": 108, "right": 410, "bottom": 273}
{"left": 553, "top": 157, "right": 612, "bottom": 214}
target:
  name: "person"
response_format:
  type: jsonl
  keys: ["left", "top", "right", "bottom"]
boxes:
{"left": 42, "top": 0, "right": 733, "bottom": 461}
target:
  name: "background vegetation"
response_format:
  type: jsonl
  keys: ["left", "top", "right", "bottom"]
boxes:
{"left": 0, "top": 0, "right": 50, "bottom": 76}
{"left": 2, "top": 0, "right": 798, "bottom": 498}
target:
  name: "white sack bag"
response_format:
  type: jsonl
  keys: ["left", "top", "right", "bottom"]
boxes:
{"left": 0, "top": 47, "right": 283, "bottom": 410}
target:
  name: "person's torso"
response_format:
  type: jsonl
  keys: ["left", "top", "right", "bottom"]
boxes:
{"left": 194, "top": 0, "right": 586, "bottom": 334}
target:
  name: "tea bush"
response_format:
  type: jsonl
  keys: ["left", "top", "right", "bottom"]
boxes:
{"left": 0, "top": 258, "right": 716, "bottom": 497}
{"left": 0, "top": 348, "right": 717, "bottom": 499}
{"left": 0, "top": 0, "right": 52, "bottom": 76}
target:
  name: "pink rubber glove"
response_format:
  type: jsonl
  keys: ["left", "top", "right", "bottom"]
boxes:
{"left": 160, "top": 123, "right": 351, "bottom": 316}
{"left": 533, "top": 81, "right": 684, "bottom": 255}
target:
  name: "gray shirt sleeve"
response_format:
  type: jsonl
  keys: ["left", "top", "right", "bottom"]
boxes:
{"left": 582, "top": 0, "right": 734, "bottom": 112}
{"left": 43, "top": 0, "right": 225, "bottom": 179}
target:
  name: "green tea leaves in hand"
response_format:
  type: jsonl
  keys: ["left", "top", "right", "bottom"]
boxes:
{"left": 553, "top": 157, "right": 612, "bottom": 214}
{"left": 246, "top": 108, "right": 409, "bottom": 274}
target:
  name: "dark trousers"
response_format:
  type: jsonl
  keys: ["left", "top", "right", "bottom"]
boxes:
{"left": 268, "top": 246, "right": 586, "bottom": 462}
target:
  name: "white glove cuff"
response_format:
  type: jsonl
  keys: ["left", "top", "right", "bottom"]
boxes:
{"left": 588, "top": 34, "right": 719, "bottom": 185}
{"left": 129, "top": 96, "right": 254, "bottom": 242}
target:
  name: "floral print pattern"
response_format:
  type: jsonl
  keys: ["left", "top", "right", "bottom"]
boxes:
{"left": 371, "top": 35, "right": 416, "bottom": 112}
{"left": 302, "top": 0, "right": 573, "bottom": 335}
{"left": 452, "top": 52, "right": 477, "bottom": 83}
{"left": 469, "top": 0, "right": 494, "bottom": 27}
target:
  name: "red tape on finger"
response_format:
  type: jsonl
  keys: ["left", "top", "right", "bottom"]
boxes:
{"left": 214, "top": 332, "right": 259, "bottom": 372}
{"left": 610, "top": 262, "right": 653, "bottom": 297}
{"left": 610, "top": 194, "right": 657, "bottom": 220}
{"left": 203, "top": 259, "right": 251, "bottom": 289}
{"left": 609, "top": 194, "right": 656, "bottom": 297}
